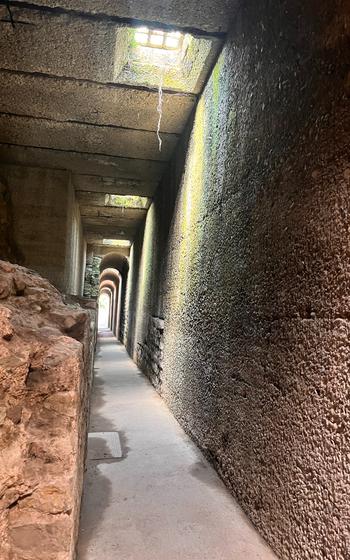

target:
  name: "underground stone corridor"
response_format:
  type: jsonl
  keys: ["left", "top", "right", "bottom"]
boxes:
{"left": 78, "top": 329, "right": 278, "bottom": 560}
{"left": 0, "top": 0, "right": 349, "bottom": 559}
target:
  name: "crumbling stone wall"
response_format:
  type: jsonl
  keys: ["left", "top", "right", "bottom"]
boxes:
{"left": 83, "top": 255, "right": 101, "bottom": 298}
{"left": 0, "top": 260, "right": 94, "bottom": 560}
{"left": 137, "top": 316, "right": 164, "bottom": 389}
{"left": 124, "top": 1, "right": 350, "bottom": 558}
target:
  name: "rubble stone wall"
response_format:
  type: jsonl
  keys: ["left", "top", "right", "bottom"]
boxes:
{"left": 136, "top": 316, "right": 164, "bottom": 390}
{"left": 83, "top": 255, "right": 101, "bottom": 299}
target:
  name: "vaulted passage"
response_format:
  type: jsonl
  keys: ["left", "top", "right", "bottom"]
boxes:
{"left": 0, "top": 1, "right": 349, "bottom": 559}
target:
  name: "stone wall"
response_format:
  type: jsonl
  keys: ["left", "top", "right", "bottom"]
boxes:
{"left": 136, "top": 316, "right": 164, "bottom": 390}
{"left": 0, "top": 164, "right": 85, "bottom": 295}
{"left": 83, "top": 255, "right": 101, "bottom": 299}
{"left": 0, "top": 177, "right": 22, "bottom": 264}
{"left": 0, "top": 260, "right": 94, "bottom": 560}
{"left": 124, "top": 1, "right": 350, "bottom": 558}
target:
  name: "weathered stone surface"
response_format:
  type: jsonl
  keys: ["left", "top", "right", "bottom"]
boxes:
{"left": 0, "top": 6, "right": 220, "bottom": 93}
{"left": 0, "top": 70, "right": 196, "bottom": 135}
{"left": 0, "top": 261, "right": 94, "bottom": 560}
{"left": 9, "top": 0, "right": 233, "bottom": 32}
{"left": 0, "top": 113, "right": 177, "bottom": 162}
{"left": 83, "top": 256, "right": 101, "bottom": 298}
{"left": 0, "top": 144, "right": 166, "bottom": 182}
{"left": 0, "top": 165, "right": 86, "bottom": 295}
{"left": 137, "top": 316, "right": 164, "bottom": 389}
{"left": 124, "top": 1, "right": 350, "bottom": 559}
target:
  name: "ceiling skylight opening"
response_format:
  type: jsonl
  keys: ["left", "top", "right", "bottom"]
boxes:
{"left": 135, "top": 27, "right": 183, "bottom": 51}
{"left": 104, "top": 194, "right": 150, "bottom": 209}
{"left": 102, "top": 239, "right": 131, "bottom": 247}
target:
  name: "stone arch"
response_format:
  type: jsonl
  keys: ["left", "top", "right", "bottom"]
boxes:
{"left": 100, "top": 253, "right": 129, "bottom": 341}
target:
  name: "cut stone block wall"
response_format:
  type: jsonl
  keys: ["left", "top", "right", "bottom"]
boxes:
{"left": 0, "top": 260, "right": 94, "bottom": 560}
{"left": 0, "top": 164, "right": 85, "bottom": 295}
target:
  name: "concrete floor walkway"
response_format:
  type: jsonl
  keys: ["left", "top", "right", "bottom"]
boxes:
{"left": 77, "top": 330, "right": 278, "bottom": 560}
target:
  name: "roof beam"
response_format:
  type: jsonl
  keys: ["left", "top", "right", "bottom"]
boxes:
{"left": 0, "top": 67, "right": 197, "bottom": 98}
{"left": 72, "top": 175, "right": 156, "bottom": 197}
{"left": 0, "top": 111, "right": 180, "bottom": 136}
{"left": 0, "top": 144, "right": 166, "bottom": 183}
{"left": 0, "top": 1, "right": 228, "bottom": 38}
{"left": 0, "top": 113, "right": 177, "bottom": 162}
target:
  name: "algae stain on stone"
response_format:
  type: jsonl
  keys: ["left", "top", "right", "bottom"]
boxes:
{"left": 173, "top": 98, "right": 206, "bottom": 310}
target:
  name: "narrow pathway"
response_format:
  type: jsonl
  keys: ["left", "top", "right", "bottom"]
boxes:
{"left": 78, "top": 330, "right": 278, "bottom": 560}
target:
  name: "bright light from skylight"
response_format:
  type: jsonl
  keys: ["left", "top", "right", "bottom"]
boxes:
{"left": 105, "top": 194, "right": 150, "bottom": 209}
{"left": 135, "top": 27, "right": 183, "bottom": 51}
{"left": 102, "top": 239, "right": 131, "bottom": 247}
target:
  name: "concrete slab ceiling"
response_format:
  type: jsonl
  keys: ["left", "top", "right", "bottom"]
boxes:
{"left": 0, "top": 70, "right": 196, "bottom": 134}
{"left": 0, "top": 0, "right": 225, "bottom": 243}
{"left": 86, "top": 228, "right": 138, "bottom": 243}
{"left": 92, "top": 245, "right": 130, "bottom": 259}
{"left": 0, "top": 145, "right": 167, "bottom": 182}
{"left": 0, "top": 6, "right": 221, "bottom": 93}
{"left": 72, "top": 175, "right": 158, "bottom": 198}
{"left": 4, "top": 0, "right": 233, "bottom": 32}
{"left": 0, "top": 113, "right": 178, "bottom": 161}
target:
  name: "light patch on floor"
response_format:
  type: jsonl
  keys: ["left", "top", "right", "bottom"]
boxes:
{"left": 87, "top": 432, "right": 123, "bottom": 460}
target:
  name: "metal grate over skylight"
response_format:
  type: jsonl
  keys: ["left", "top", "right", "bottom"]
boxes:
{"left": 135, "top": 27, "right": 183, "bottom": 50}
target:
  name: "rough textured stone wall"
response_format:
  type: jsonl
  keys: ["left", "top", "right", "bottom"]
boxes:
{"left": 83, "top": 255, "right": 101, "bottom": 298}
{"left": 0, "top": 164, "right": 85, "bottom": 295}
{"left": 125, "top": 1, "right": 350, "bottom": 558}
{"left": 136, "top": 316, "right": 164, "bottom": 390}
{"left": 0, "top": 260, "right": 94, "bottom": 560}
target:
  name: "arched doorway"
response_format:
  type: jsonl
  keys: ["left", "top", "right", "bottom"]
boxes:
{"left": 99, "top": 274, "right": 121, "bottom": 336}
{"left": 98, "top": 289, "right": 111, "bottom": 329}
{"left": 99, "top": 253, "right": 129, "bottom": 340}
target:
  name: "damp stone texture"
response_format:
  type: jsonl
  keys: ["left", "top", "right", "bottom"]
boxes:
{"left": 136, "top": 316, "right": 164, "bottom": 390}
{"left": 0, "top": 260, "right": 94, "bottom": 560}
{"left": 83, "top": 255, "right": 101, "bottom": 298}
{"left": 123, "top": 0, "right": 350, "bottom": 558}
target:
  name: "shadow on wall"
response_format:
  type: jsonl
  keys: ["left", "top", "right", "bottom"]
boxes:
{"left": 0, "top": 176, "right": 24, "bottom": 263}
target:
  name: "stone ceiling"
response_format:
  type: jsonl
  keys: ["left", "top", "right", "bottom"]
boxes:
{"left": 0, "top": 0, "right": 231, "bottom": 251}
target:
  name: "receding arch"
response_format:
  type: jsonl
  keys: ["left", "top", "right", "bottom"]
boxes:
{"left": 99, "top": 253, "right": 129, "bottom": 341}
{"left": 99, "top": 278, "right": 119, "bottom": 335}
{"left": 100, "top": 253, "right": 129, "bottom": 276}
{"left": 98, "top": 289, "right": 112, "bottom": 329}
